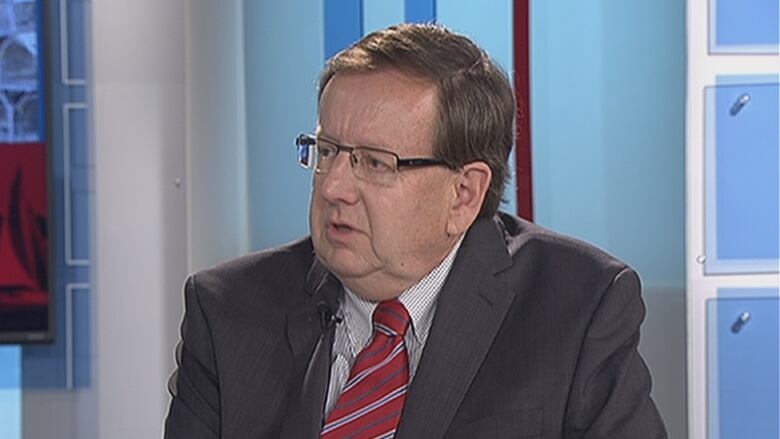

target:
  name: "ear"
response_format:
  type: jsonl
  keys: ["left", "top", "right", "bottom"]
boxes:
{"left": 446, "top": 161, "right": 492, "bottom": 235}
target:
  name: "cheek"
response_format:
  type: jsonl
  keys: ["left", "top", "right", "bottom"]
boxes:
{"left": 309, "top": 189, "right": 326, "bottom": 236}
{"left": 409, "top": 181, "right": 451, "bottom": 234}
{"left": 360, "top": 199, "right": 403, "bottom": 254}
{"left": 367, "top": 192, "right": 440, "bottom": 254}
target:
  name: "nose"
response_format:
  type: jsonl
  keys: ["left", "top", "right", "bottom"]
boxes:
{"left": 316, "top": 152, "right": 360, "bottom": 204}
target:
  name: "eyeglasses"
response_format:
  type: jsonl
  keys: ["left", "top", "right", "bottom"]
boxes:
{"left": 295, "top": 133, "right": 452, "bottom": 186}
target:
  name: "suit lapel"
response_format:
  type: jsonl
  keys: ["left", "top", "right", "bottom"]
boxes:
{"left": 280, "top": 257, "right": 343, "bottom": 439}
{"left": 396, "top": 217, "right": 517, "bottom": 439}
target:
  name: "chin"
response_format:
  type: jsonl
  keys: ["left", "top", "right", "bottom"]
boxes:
{"left": 316, "top": 246, "right": 362, "bottom": 275}
{"left": 326, "top": 260, "right": 369, "bottom": 281}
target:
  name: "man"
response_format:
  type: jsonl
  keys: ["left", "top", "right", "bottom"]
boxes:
{"left": 165, "top": 23, "right": 667, "bottom": 438}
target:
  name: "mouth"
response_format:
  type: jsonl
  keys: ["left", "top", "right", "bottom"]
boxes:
{"left": 332, "top": 223, "right": 354, "bottom": 232}
{"left": 326, "top": 219, "right": 360, "bottom": 239}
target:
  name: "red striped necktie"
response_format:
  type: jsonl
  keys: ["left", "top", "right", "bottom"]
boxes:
{"left": 321, "top": 299, "right": 411, "bottom": 439}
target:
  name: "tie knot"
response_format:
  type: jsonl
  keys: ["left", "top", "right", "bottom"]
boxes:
{"left": 372, "top": 299, "right": 410, "bottom": 338}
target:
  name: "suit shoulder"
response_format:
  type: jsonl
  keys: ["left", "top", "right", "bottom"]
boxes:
{"left": 495, "top": 213, "right": 641, "bottom": 324}
{"left": 188, "top": 237, "right": 314, "bottom": 306}
{"left": 497, "top": 212, "right": 630, "bottom": 278}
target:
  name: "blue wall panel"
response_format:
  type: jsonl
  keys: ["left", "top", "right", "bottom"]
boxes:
{"left": 405, "top": 0, "right": 435, "bottom": 23}
{"left": 62, "top": 0, "right": 87, "bottom": 79}
{"left": 708, "top": 290, "right": 780, "bottom": 439}
{"left": 72, "top": 288, "right": 90, "bottom": 387}
{"left": 712, "top": 0, "right": 779, "bottom": 53}
{"left": 705, "top": 77, "right": 779, "bottom": 274}
{"left": 324, "top": 0, "right": 363, "bottom": 59}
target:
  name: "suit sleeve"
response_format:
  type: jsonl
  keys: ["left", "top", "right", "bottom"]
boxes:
{"left": 565, "top": 267, "right": 668, "bottom": 439}
{"left": 164, "top": 275, "right": 221, "bottom": 438}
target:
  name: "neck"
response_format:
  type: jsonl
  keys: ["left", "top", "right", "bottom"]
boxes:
{"left": 338, "top": 234, "right": 463, "bottom": 302}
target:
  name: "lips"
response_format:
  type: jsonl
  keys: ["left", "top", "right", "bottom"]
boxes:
{"left": 325, "top": 218, "right": 361, "bottom": 240}
{"left": 328, "top": 220, "right": 358, "bottom": 232}
{"left": 332, "top": 223, "right": 354, "bottom": 232}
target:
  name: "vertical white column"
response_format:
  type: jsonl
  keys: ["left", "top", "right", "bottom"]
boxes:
{"left": 186, "top": 0, "right": 249, "bottom": 272}
{"left": 91, "top": 0, "right": 187, "bottom": 437}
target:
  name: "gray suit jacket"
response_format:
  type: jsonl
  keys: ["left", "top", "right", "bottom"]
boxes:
{"left": 164, "top": 213, "right": 667, "bottom": 438}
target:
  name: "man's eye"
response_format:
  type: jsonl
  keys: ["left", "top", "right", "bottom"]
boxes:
{"left": 319, "top": 147, "right": 337, "bottom": 158}
{"left": 356, "top": 151, "right": 393, "bottom": 174}
{"left": 362, "top": 155, "right": 393, "bottom": 173}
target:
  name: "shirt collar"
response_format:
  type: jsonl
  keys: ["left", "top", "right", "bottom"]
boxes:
{"left": 341, "top": 236, "right": 464, "bottom": 347}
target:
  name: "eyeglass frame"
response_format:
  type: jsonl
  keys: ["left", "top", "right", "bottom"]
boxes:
{"left": 295, "top": 133, "right": 455, "bottom": 179}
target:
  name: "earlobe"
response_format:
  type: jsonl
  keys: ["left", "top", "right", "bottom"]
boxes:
{"left": 446, "top": 162, "right": 492, "bottom": 235}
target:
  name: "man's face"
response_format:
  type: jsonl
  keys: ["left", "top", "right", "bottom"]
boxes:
{"left": 310, "top": 70, "right": 459, "bottom": 301}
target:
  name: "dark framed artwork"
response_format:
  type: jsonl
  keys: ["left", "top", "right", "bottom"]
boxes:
{"left": 0, "top": 0, "right": 51, "bottom": 342}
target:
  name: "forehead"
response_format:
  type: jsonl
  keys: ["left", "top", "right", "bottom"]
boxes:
{"left": 318, "top": 70, "right": 438, "bottom": 154}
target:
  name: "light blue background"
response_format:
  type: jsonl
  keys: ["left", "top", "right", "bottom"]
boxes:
{"left": 531, "top": 1, "right": 686, "bottom": 290}
{"left": 0, "top": 347, "right": 21, "bottom": 438}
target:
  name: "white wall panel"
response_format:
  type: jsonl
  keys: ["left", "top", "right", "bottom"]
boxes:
{"left": 186, "top": 0, "right": 248, "bottom": 271}
{"left": 91, "top": 0, "right": 187, "bottom": 437}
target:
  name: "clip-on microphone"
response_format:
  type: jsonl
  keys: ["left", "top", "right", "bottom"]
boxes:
{"left": 316, "top": 301, "right": 343, "bottom": 330}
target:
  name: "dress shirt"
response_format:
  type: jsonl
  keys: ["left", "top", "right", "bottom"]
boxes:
{"left": 324, "top": 237, "right": 464, "bottom": 415}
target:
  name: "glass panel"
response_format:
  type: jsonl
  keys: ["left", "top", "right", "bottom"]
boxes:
{"left": 708, "top": 292, "right": 780, "bottom": 439}
{"left": 704, "top": 78, "right": 780, "bottom": 274}
{"left": 710, "top": 0, "right": 779, "bottom": 53}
